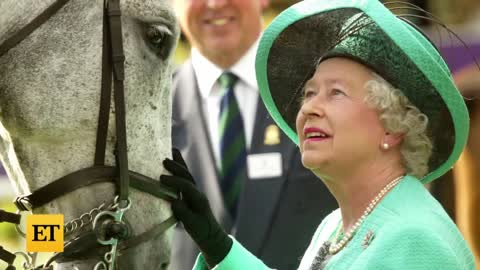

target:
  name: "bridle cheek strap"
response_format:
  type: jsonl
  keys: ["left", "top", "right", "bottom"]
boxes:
{"left": 97, "top": 0, "right": 130, "bottom": 202}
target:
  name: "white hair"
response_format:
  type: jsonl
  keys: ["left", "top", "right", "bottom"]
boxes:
{"left": 364, "top": 73, "right": 433, "bottom": 179}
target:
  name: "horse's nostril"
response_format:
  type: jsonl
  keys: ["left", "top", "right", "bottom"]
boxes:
{"left": 160, "top": 262, "right": 169, "bottom": 270}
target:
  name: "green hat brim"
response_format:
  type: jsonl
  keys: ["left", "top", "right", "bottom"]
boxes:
{"left": 255, "top": 0, "right": 469, "bottom": 183}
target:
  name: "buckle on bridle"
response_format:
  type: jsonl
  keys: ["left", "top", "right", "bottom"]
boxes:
{"left": 14, "top": 196, "right": 33, "bottom": 212}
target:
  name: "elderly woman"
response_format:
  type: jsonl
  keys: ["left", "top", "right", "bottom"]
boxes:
{"left": 161, "top": 0, "right": 476, "bottom": 269}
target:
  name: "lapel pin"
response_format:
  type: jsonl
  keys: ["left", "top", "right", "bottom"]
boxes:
{"left": 264, "top": 124, "right": 281, "bottom": 145}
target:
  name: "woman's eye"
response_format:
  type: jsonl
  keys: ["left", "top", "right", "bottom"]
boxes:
{"left": 304, "top": 89, "right": 316, "bottom": 99}
{"left": 332, "top": 89, "right": 345, "bottom": 96}
{"left": 145, "top": 24, "right": 173, "bottom": 59}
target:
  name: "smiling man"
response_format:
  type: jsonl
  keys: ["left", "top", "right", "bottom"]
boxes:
{"left": 169, "top": 0, "right": 338, "bottom": 269}
{"left": 174, "top": 0, "right": 267, "bottom": 69}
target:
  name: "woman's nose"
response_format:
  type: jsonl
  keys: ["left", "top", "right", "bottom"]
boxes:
{"left": 206, "top": 0, "right": 228, "bottom": 9}
{"left": 300, "top": 98, "right": 325, "bottom": 118}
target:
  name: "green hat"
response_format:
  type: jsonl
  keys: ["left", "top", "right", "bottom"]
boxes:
{"left": 255, "top": 0, "right": 469, "bottom": 183}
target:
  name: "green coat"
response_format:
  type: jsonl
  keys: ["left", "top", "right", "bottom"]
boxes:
{"left": 193, "top": 176, "right": 475, "bottom": 270}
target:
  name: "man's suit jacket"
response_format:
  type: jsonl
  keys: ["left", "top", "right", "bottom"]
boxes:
{"left": 170, "top": 61, "right": 338, "bottom": 270}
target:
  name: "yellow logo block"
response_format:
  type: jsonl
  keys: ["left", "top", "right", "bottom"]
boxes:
{"left": 26, "top": 214, "right": 64, "bottom": 252}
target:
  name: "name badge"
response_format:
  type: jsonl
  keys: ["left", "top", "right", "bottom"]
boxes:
{"left": 247, "top": 152, "right": 282, "bottom": 179}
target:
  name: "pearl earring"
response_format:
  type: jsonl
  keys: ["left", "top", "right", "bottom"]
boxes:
{"left": 382, "top": 143, "right": 389, "bottom": 150}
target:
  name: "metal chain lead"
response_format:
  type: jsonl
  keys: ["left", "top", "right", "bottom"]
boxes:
{"left": 64, "top": 201, "right": 116, "bottom": 236}
{"left": 15, "top": 200, "right": 116, "bottom": 239}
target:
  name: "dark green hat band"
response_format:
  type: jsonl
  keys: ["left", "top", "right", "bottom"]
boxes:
{"left": 255, "top": 0, "right": 469, "bottom": 183}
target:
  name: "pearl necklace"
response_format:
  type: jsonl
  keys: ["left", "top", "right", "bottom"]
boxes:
{"left": 328, "top": 175, "right": 404, "bottom": 255}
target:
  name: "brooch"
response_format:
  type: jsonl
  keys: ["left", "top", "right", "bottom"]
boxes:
{"left": 362, "top": 230, "right": 375, "bottom": 249}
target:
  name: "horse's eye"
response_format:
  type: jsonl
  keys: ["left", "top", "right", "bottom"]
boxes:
{"left": 146, "top": 25, "right": 169, "bottom": 47}
{"left": 145, "top": 24, "right": 173, "bottom": 59}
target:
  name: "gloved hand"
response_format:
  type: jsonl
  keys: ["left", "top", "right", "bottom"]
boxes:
{"left": 160, "top": 148, "right": 232, "bottom": 268}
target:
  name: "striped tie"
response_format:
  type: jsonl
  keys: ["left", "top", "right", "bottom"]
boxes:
{"left": 218, "top": 72, "right": 247, "bottom": 219}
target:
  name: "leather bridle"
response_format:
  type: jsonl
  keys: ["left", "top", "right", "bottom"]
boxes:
{"left": 0, "top": 0, "right": 177, "bottom": 269}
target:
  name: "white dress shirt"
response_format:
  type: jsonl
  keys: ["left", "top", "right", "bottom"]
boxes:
{"left": 191, "top": 40, "right": 260, "bottom": 170}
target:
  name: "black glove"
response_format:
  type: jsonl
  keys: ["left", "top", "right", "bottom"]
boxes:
{"left": 160, "top": 148, "right": 232, "bottom": 268}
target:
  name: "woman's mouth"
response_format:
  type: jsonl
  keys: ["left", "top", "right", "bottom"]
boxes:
{"left": 304, "top": 127, "right": 331, "bottom": 143}
{"left": 204, "top": 17, "right": 234, "bottom": 27}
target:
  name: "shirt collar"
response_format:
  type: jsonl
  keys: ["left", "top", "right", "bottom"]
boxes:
{"left": 191, "top": 38, "right": 260, "bottom": 99}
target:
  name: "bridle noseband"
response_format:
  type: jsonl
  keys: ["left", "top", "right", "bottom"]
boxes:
{"left": 0, "top": 0, "right": 178, "bottom": 269}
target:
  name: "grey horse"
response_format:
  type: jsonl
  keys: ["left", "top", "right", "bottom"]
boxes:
{"left": 0, "top": 0, "right": 179, "bottom": 269}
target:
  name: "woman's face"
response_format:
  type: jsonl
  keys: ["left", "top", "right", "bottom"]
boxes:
{"left": 296, "top": 57, "right": 386, "bottom": 177}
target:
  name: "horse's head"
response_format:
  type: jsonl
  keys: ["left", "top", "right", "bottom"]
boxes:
{"left": 0, "top": 0, "right": 179, "bottom": 269}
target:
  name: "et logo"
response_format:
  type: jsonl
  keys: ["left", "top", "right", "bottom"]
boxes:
{"left": 26, "top": 214, "right": 64, "bottom": 252}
